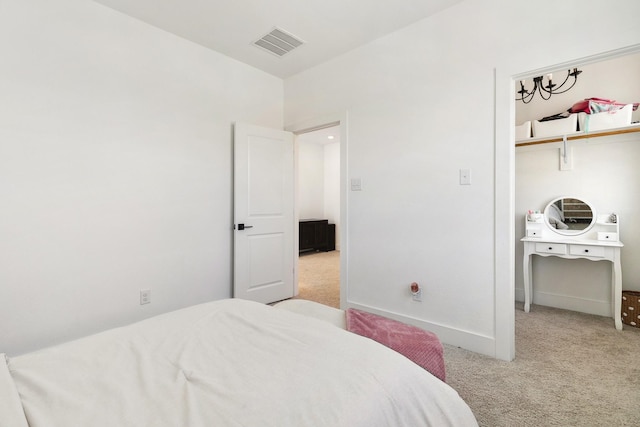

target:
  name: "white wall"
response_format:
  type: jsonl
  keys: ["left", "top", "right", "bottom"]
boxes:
{"left": 515, "top": 53, "right": 640, "bottom": 314}
{"left": 515, "top": 136, "right": 640, "bottom": 315}
{"left": 0, "top": 0, "right": 283, "bottom": 356}
{"left": 297, "top": 143, "right": 325, "bottom": 219}
{"left": 298, "top": 140, "right": 341, "bottom": 249}
{"left": 284, "top": 0, "right": 640, "bottom": 357}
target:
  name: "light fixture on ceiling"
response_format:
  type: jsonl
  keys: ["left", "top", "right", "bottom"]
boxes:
{"left": 327, "top": 135, "right": 334, "bottom": 140}
{"left": 516, "top": 68, "right": 582, "bottom": 104}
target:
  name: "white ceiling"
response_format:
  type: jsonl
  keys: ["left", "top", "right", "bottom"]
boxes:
{"left": 91, "top": 0, "right": 464, "bottom": 78}
{"left": 297, "top": 125, "right": 341, "bottom": 146}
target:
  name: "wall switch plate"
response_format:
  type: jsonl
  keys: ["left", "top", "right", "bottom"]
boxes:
{"left": 140, "top": 289, "right": 151, "bottom": 305}
{"left": 350, "top": 178, "right": 362, "bottom": 191}
{"left": 459, "top": 169, "right": 471, "bottom": 185}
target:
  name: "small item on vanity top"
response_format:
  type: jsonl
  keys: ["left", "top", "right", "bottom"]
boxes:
{"left": 609, "top": 213, "right": 617, "bottom": 223}
{"left": 527, "top": 210, "right": 543, "bottom": 222}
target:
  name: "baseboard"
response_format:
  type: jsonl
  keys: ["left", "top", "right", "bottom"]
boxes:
{"left": 347, "top": 302, "right": 497, "bottom": 358}
{"left": 515, "top": 288, "right": 611, "bottom": 317}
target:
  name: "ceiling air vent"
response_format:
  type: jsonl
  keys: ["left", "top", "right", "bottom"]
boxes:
{"left": 254, "top": 28, "right": 304, "bottom": 57}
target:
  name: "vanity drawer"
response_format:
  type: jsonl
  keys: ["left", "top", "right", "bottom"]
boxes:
{"left": 535, "top": 243, "right": 567, "bottom": 255}
{"left": 597, "top": 232, "right": 618, "bottom": 242}
{"left": 569, "top": 245, "right": 605, "bottom": 258}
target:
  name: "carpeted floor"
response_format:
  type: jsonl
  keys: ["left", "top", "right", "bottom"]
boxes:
{"left": 295, "top": 250, "right": 340, "bottom": 308}
{"left": 294, "top": 251, "right": 640, "bottom": 426}
{"left": 445, "top": 304, "right": 640, "bottom": 426}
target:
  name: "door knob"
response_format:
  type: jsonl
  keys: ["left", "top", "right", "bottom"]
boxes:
{"left": 237, "top": 223, "right": 253, "bottom": 230}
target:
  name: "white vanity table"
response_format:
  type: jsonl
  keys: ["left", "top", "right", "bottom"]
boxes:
{"left": 521, "top": 197, "right": 624, "bottom": 330}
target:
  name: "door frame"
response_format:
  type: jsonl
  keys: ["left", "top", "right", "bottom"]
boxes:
{"left": 495, "top": 44, "right": 640, "bottom": 361}
{"left": 286, "top": 112, "right": 349, "bottom": 309}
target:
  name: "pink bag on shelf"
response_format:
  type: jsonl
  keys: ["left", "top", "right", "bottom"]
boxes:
{"left": 569, "top": 98, "right": 639, "bottom": 114}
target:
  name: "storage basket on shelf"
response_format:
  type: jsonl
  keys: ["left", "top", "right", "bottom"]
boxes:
{"left": 532, "top": 113, "right": 578, "bottom": 138}
{"left": 621, "top": 291, "right": 640, "bottom": 328}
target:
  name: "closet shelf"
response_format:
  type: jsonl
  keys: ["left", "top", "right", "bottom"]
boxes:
{"left": 516, "top": 123, "right": 640, "bottom": 147}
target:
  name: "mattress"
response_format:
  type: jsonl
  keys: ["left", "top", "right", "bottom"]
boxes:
{"left": 2, "top": 299, "right": 477, "bottom": 427}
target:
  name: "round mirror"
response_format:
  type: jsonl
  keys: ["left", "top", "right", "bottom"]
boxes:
{"left": 544, "top": 197, "right": 595, "bottom": 235}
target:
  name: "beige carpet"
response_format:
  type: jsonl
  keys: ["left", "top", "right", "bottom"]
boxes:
{"left": 293, "top": 251, "right": 640, "bottom": 426}
{"left": 446, "top": 304, "right": 640, "bottom": 426}
{"left": 295, "top": 250, "right": 340, "bottom": 308}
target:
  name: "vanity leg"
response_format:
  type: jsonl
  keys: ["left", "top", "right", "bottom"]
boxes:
{"left": 523, "top": 250, "right": 532, "bottom": 313}
{"left": 613, "top": 253, "right": 622, "bottom": 330}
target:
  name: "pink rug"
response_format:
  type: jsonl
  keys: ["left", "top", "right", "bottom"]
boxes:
{"left": 346, "top": 308, "right": 446, "bottom": 382}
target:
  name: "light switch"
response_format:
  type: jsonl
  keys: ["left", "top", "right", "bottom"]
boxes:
{"left": 350, "top": 178, "right": 362, "bottom": 191}
{"left": 459, "top": 169, "right": 471, "bottom": 185}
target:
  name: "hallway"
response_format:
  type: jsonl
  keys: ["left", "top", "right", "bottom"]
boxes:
{"left": 295, "top": 251, "right": 340, "bottom": 308}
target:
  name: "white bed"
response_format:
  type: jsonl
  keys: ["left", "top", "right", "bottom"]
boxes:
{"left": 1, "top": 299, "right": 477, "bottom": 426}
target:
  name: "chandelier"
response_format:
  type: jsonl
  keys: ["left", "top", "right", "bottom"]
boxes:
{"left": 516, "top": 68, "right": 582, "bottom": 104}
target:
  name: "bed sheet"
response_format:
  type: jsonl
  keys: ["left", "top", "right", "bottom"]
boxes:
{"left": 6, "top": 299, "right": 477, "bottom": 427}
{"left": 0, "top": 354, "right": 28, "bottom": 427}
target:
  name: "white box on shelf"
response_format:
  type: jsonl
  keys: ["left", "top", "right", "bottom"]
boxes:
{"left": 515, "top": 121, "right": 531, "bottom": 140}
{"left": 532, "top": 113, "right": 578, "bottom": 138}
{"left": 578, "top": 104, "right": 633, "bottom": 132}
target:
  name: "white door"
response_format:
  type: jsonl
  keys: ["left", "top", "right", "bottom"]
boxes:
{"left": 233, "top": 123, "right": 295, "bottom": 304}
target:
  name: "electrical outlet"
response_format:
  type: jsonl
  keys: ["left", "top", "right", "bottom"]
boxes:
{"left": 140, "top": 289, "right": 151, "bottom": 305}
{"left": 411, "top": 289, "right": 422, "bottom": 302}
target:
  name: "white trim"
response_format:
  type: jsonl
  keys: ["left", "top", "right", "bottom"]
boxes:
{"left": 494, "top": 67, "right": 516, "bottom": 361}
{"left": 286, "top": 112, "right": 349, "bottom": 310}
{"left": 348, "top": 302, "right": 496, "bottom": 356}
{"left": 515, "top": 289, "right": 612, "bottom": 317}
{"left": 291, "top": 121, "right": 340, "bottom": 135}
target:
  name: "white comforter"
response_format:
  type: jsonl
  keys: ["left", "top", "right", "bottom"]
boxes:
{"left": 2, "top": 299, "right": 477, "bottom": 427}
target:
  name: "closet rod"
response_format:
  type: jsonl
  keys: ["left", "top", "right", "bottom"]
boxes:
{"left": 516, "top": 125, "right": 640, "bottom": 147}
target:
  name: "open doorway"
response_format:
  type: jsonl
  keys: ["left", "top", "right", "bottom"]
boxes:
{"left": 493, "top": 44, "right": 640, "bottom": 360}
{"left": 514, "top": 51, "right": 640, "bottom": 319}
{"left": 296, "top": 125, "right": 341, "bottom": 308}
